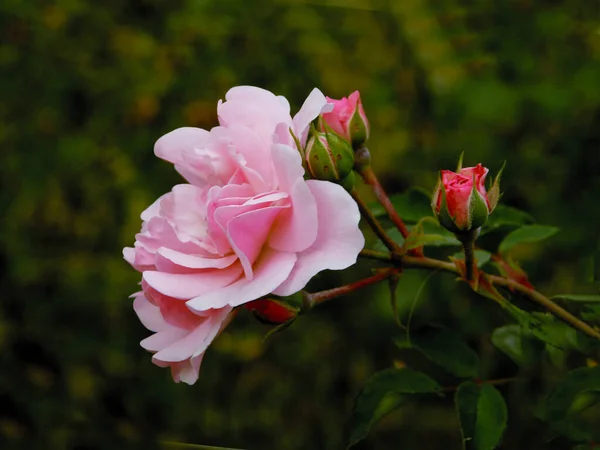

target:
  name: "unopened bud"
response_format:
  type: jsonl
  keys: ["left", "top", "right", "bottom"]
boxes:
{"left": 321, "top": 91, "right": 370, "bottom": 150}
{"left": 305, "top": 131, "right": 355, "bottom": 186}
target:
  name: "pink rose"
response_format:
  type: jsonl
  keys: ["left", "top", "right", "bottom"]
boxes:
{"left": 432, "top": 164, "right": 490, "bottom": 233}
{"left": 321, "top": 91, "right": 370, "bottom": 147}
{"left": 124, "top": 86, "right": 364, "bottom": 383}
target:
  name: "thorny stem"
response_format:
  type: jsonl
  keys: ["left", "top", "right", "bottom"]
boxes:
{"left": 305, "top": 267, "right": 402, "bottom": 307}
{"left": 351, "top": 188, "right": 400, "bottom": 253}
{"left": 355, "top": 250, "right": 600, "bottom": 340}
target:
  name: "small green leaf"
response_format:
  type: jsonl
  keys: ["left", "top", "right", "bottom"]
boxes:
{"left": 410, "top": 326, "right": 480, "bottom": 378}
{"left": 348, "top": 368, "right": 442, "bottom": 447}
{"left": 453, "top": 250, "right": 492, "bottom": 268}
{"left": 455, "top": 382, "right": 507, "bottom": 450}
{"left": 491, "top": 324, "right": 543, "bottom": 367}
{"left": 498, "top": 225, "right": 559, "bottom": 254}
{"left": 552, "top": 294, "right": 600, "bottom": 303}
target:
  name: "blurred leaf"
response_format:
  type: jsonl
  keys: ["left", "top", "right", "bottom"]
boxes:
{"left": 498, "top": 225, "right": 559, "bottom": 254}
{"left": 348, "top": 368, "right": 442, "bottom": 447}
{"left": 455, "top": 382, "right": 507, "bottom": 450}
{"left": 545, "top": 367, "right": 600, "bottom": 442}
{"left": 409, "top": 326, "right": 480, "bottom": 378}
{"left": 453, "top": 250, "right": 492, "bottom": 268}
{"left": 491, "top": 324, "right": 543, "bottom": 367}
{"left": 552, "top": 295, "right": 600, "bottom": 303}
{"left": 371, "top": 187, "right": 432, "bottom": 222}
{"left": 483, "top": 205, "right": 534, "bottom": 232}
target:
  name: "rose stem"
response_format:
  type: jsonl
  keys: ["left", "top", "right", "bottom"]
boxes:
{"left": 305, "top": 267, "right": 402, "bottom": 307}
{"left": 351, "top": 188, "right": 400, "bottom": 253}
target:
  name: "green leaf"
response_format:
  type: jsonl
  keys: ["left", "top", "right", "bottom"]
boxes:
{"left": 498, "top": 225, "right": 559, "bottom": 254}
{"left": 491, "top": 324, "right": 543, "bottom": 367}
{"left": 410, "top": 326, "right": 480, "bottom": 378}
{"left": 348, "top": 368, "right": 442, "bottom": 447}
{"left": 545, "top": 367, "right": 600, "bottom": 441}
{"left": 455, "top": 382, "right": 508, "bottom": 450}
{"left": 547, "top": 367, "right": 600, "bottom": 421}
{"left": 552, "top": 294, "right": 600, "bottom": 303}
{"left": 483, "top": 205, "right": 534, "bottom": 232}
{"left": 371, "top": 188, "right": 433, "bottom": 222}
{"left": 453, "top": 250, "right": 492, "bottom": 268}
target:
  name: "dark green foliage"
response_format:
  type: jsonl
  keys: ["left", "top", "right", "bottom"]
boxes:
{"left": 1, "top": 0, "right": 599, "bottom": 449}
{"left": 455, "top": 382, "right": 507, "bottom": 450}
{"left": 347, "top": 368, "right": 442, "bottom": 447}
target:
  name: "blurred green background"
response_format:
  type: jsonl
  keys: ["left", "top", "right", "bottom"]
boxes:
{"left": 1, "top": 0, "right": 599, "bottom": 449}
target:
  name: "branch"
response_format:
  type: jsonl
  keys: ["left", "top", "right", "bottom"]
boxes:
{"left": 305, "top": 267, "right": 402, "bottom": 307}
{"left": 351, "top": 188, "right": 400, "bottom": 253}
{"left": 358, "top": 250, "right": 600, "bottom": 340}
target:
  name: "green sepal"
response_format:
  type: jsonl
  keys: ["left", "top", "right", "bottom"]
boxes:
{"left": 456, "top": 151, "right": 465, "bottom": 172}
{"left": 348, "top": 106, "right": 369, "bottom": 149}
{"left": 305, "top": 131, "right": 354, "bottom": 183}
{"left": 468, "top": 176, "right": 490, "bottom": 231}
{"left": 487, "top": 161, "right": 505, "bottom": 213}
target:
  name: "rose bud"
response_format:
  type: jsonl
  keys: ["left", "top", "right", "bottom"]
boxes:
{"left": 245, "top": 298, "right": 299, "bottom": 325}
{"left": 305, "top": 131, "right": 355, "bottom": 188}
{"left": 321, "top": 91, "right": 370, "bottom": 149}
{"left": 432, "top": 163, "right": 494, "bottom": 234}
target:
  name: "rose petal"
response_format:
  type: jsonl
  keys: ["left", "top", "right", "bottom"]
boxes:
{"left": 292, "top": 87, "right": 333, "bottom": 146}
{"left": 226, "top": 205, "right": 286, "bottom": 279}
{"left": 143, "top": 263, "right": 243, "bottom": 299}
{"left": 155, "top": 248, "right": 238, "bottom": 272}
{"left": 268, "top": 144, "right": 318, "bottom": 252}
{"left": 187, "top": 248, "right": 297, "bottom": 311}
{"left": 273, "top": 180, "right": 364, "bottom": 296}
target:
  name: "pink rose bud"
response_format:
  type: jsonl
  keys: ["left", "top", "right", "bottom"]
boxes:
{"left": 245, "top": 298, "right": 299, "bottom": 325}
{"left": 305, "top": 131, "right": 355, "bottom": 188}
{"left": 432, "top": 164, "right": 492, "bottom": 234}
{"left": 321, "top": 91, "right": 370, "bottom": 149}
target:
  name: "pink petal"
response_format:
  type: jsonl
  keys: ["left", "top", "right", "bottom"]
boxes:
{"left": 133, "top": 291, "right": 166, "bottom": 332}
{"left": 268, "top": 144, "right": 318, "bottom": 252}
{"left": 217, "top": 86, "right": 292, "bottom": 143}
{"left": 292, "top": 88, "right": 333, "bottom": 146}
{"left": 226, "top": 205, "right": 286, "bottom": 279}
{"left": 155, "top": 248, "right": 238, "bottom": 272}
{"left": 167, "top": 356, "right": 204, "bottom": 385}
{"left": 154, "top": 127, "right": 209, "bottom": 165}
{"left": 212, "top": 124, "right": 274, "bottom": 188}
{"left": 152, "top": 306, "right": 232, "bottom": 362}
{"left": 141, "top": 328, "right": 188, "bottom": 352}
{"left": 142, "top": 263, "right": 243, "bottom": 299}
{"left": 187, "top": 248, "right": 297, "bottom": 311}
{"left": 273, "top": 180, "right": 364, "bottom": 296}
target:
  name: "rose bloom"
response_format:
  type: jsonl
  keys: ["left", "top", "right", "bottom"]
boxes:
{"left": 433, "top": 164, "right": 490, "bottom": 232}
{"left": 124, "top": 86, "right": 364, "bottom": 384}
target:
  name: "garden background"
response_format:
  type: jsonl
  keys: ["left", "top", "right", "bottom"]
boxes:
{"left": 1, "top": 0, "right": 599, "bottom": 449}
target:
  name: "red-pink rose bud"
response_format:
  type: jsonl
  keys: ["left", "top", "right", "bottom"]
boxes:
{"left": 244, "top": 298, "right": 298, "bottom": 325}
{"left": 321, "top": 91, "right": 370, "bottom": 149}
{"left": 432, "top": 164, "right": 491, "bottom": 234}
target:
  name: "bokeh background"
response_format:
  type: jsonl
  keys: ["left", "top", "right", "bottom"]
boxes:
{"left": 1, "top": 0, "right": 599, "bottom": 449}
